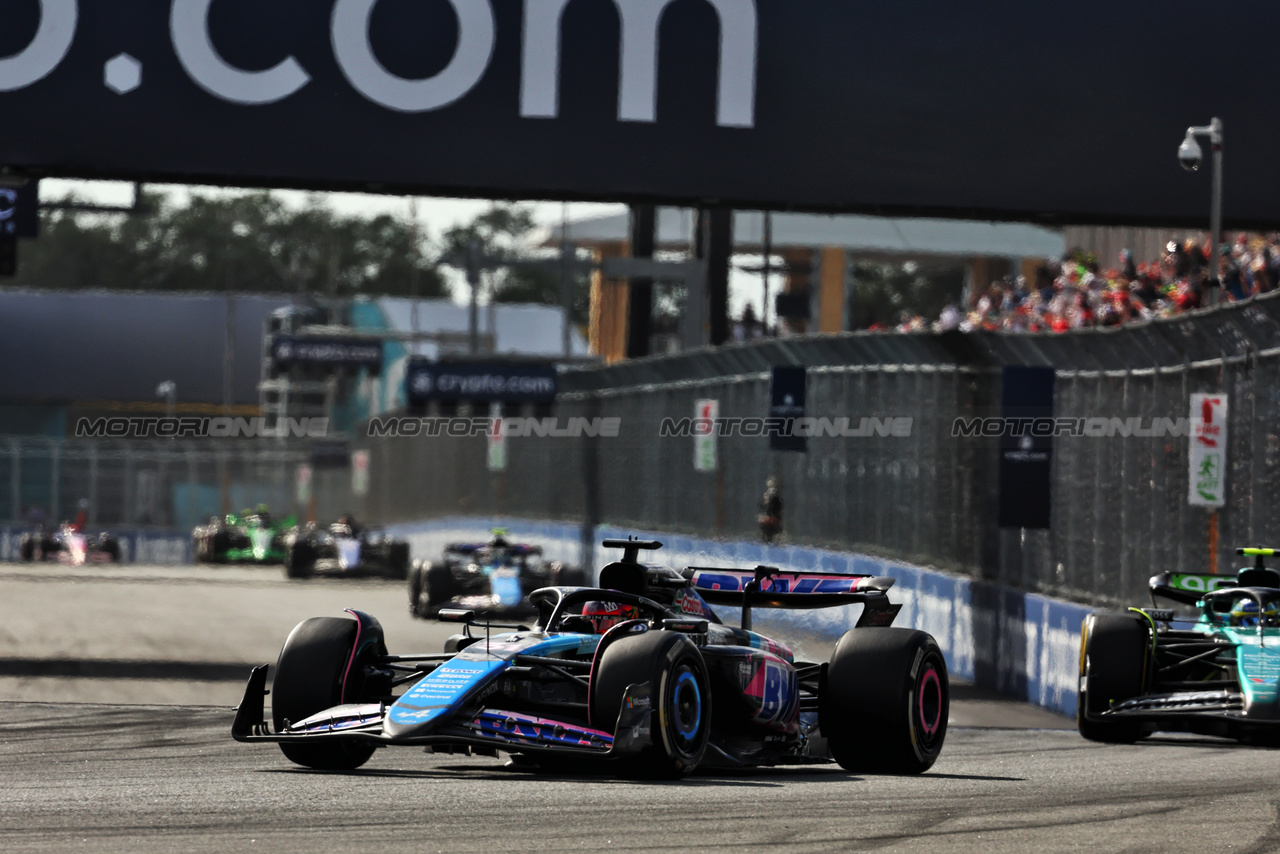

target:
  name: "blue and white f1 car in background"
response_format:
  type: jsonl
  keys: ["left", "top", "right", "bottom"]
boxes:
{"left": 408, "top": 530, "right": 587, "bottom": 617}
{"left": 283, "top": 517, "right": 410, "bottom": 580}
{"left": 235, "top": 538, "right": 949, "bottom": 778}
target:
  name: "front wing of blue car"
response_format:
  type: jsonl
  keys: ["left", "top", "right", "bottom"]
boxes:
{"left": 232, "top": 664, "right": 654, "bottom": 760}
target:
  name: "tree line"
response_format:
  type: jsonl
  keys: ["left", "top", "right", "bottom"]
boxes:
{"left": 13, "top": 190, "right": 589, "bottom": 324}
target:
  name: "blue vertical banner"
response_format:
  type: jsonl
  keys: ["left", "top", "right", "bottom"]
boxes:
{"left": 0, "top": 180, "right": 38, "bottom": 238}
{"left": 998, "top": 366, "right": 1054, "bottom": 529}
{"left": 769, "top": 365, "right": 806, "bottom": 452}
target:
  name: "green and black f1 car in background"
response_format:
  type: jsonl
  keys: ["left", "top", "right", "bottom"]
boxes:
{"left": 193, "top": 507, "right": 295, "bottom": 564}
{"left": 1079, "top": 547, "right": 1280, "bottom": 745}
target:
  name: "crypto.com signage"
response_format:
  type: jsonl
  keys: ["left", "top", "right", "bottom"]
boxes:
{"left": 3, "top": 1, "right": 1280, "bottom": 226}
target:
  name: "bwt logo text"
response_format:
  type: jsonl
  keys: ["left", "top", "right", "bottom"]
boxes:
{"left": 2, "top": 0, "right": 758, "bottom": 127}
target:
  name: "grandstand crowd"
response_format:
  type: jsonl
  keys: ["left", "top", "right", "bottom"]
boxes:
{"left": 889, "top": 233, "right": 1280, "bottom": 334}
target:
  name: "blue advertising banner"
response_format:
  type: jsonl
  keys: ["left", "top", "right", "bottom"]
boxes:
{"left": 0, "top": 180, "right": 38, "bottom": 238}
{"left": 406, "top": 359, "right": 557, "bottom": 405}
{"left": 998, "top": 366, "right": 1054, "bottom": 529}
{"left": 768, "top": 365, "right": 806, "bottom": 452}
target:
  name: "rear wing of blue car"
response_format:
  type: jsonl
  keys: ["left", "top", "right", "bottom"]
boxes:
{"left": 688, "top": 566, "right": 900, "bottom": 630}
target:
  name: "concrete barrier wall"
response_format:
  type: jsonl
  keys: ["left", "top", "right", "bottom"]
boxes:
{"left": 0, "top": 526, "right": 193, "bottom": 564}
{"left": 386, "top": 516, "right": 1089, "bottom": 718}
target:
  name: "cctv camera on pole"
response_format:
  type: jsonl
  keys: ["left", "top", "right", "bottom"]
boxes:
{"left": 1178, "top": 118, "right": 1223, "bottom": 306}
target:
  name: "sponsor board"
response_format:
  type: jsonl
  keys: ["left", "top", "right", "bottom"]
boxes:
{"left": 406, "top": 361, "right": 557, "bottom": 405}
{"left": 1, "top": 3, "right": 1278, "bottom": 225}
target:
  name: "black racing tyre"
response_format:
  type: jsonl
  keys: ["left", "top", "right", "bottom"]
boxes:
{"left": 100, "top": 538, "right": 121, "bottom": 562}
{"left": 1078, "top": 613, "right": 1148, "bottom": 744}
{"left": 821, "top": 627, "right": 949, "bottom": 774}
{"left": 271, "top": 616, "right": 377, "bottom": 770}
{"left": 407, "top": 561, "right": 426, "bottom": 617}
{"left": 284, "top": 542, "right": 316, "bottom": 579}
{"left": 589, "top": 630, "right": 710, "bottom": 778}
{"left": 425, "top": 562, "right": 455, "bottom": 610}
{"left": 19, "top": 535, "right": 35, "bottom": 562}
{"left": 388, "top": 542, "right": 411, "bottom": 580}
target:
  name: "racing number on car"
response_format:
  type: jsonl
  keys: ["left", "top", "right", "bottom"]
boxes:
{"left": 747, "top": 660, "right": 797, "bottom": 727}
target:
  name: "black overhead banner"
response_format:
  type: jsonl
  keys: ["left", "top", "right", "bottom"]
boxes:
{"left": 998, "top": 366, "right": 1054, "bottom": 530}
{"left": 0, "top": 2, "right": 1276, "bottom": 226}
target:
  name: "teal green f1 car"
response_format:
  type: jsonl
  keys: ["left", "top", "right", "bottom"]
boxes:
{"left": 1079, "top": 547, "right": 1280, "bottom": 744}
{"left": 193, "top": 509, "right": 296, "bottom": 564}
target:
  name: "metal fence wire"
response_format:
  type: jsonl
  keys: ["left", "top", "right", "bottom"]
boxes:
{"left": 361, "top": 290, "right": 1280, "bottom": 609}
{"left": 0, "top": 438, "right": 352, "bottom": 532}
{"left": 8, "top": 293, "right": 1280, "bottom": 609}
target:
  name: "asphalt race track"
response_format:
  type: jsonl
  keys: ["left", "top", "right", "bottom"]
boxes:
{"left": 3, "top": 563, "right": 1279, "bottom": 853}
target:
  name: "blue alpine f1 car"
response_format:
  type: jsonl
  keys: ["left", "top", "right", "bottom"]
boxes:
{"left": 1079, "top": 547, "right": 1280, "bottom": 744}
{"left": 408, "top": 531, "right": 587, "bottom": 617}
{"left": 234, "top": 538, "right": 949, "bottom": 777}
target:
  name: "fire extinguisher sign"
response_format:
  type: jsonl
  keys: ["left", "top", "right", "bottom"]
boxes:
{"left": 1188, "top": 394, "right": 1227, "bottom": 507}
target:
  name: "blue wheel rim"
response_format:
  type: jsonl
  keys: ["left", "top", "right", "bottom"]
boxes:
{"left": 673, "top": 669, "right": 702, "bottom": 742}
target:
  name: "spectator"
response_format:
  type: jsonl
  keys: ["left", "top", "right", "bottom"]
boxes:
{"left": 734, "top": 304, "right": 764, "bottom": 341}
{"left": 871, "top": 231, "right": 1280, "bottom": 336}
{"left": 758, "top": 478, "right": 782, "bottom": 544}
{"left": 936, "top": 299, "right": 960, "bottom": 331}
{"left": 1120, "top": 249, "right": 1138, "bottom": 280}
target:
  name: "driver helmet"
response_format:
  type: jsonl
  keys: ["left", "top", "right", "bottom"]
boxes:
{"left": 582, "top": 601, "right": 637, "bottom": 634}
{"left": 1231, "top": 598, "right": 1279, "bottom": 627}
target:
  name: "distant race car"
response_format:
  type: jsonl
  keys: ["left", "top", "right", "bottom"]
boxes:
{"left": 19, "top": 523, "right": 121, "bottom": 565}
{"left": 407, "top": 531, "right": 587, "bottom": 617}
{"left": 283, "top": 518, "right": 410, "bottom": 580}
{"left": 1079, "top": 547, "right": 1280, "bottom": 745}
{"left": 233, "top": 537, "right": 950, "bottom": 778}
{"left": 193, "top": 509, "right": 295, "bottom": 565}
